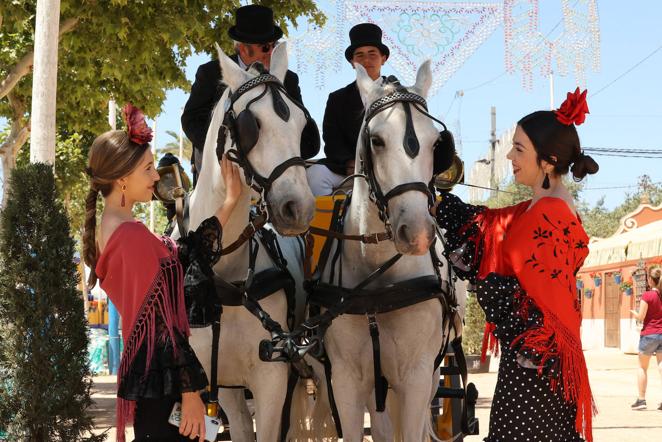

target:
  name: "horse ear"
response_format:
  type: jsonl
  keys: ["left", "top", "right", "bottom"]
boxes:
{"left": 354, "top": 63, "right": 378, "bottom": 107}
{"left": 270, "top": 42, "right": 288, "bottom": 83}
{"left": 216, "top": 42, "right": 250, "bottom": 90}
{"left": 413, "top": 60, "right": 432, "bottom": 98}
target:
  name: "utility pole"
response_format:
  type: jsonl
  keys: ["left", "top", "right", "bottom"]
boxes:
{"left": 489, "top": 106, "right": 497, "bottom": 199}
{"left": 30, "top": 0, "right": 61, "bottom": 165}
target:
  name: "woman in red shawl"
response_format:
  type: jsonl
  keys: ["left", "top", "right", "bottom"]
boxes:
{"left": 433, "top": 89, "right": 599, "bottom": 441}
{"left": 82, "top": 104, "right": 242, "bottom": 442}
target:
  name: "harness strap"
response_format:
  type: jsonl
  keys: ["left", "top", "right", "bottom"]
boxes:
{"left": 323, "top": 354, "right": 344, "bottom": 437}
{"left": 312, "top": 198, "right": 346, "bottom": 282}
{"left": 308, "top": 225, "right": 391, "bottom": 244}
{"left": 253, "top": 156, "right": 307, "bottom": 195}
{"left": 209, "top": 319, "right": 221, "bottom": 405}
{"left": 368, "top": 314, "right": 389, "bottom": 412}
{"left": 353, "top": 253, "right": 403, "bottom": 291}
{"left": 383, "top": 181, "right": 434, "bottom": 208}
{"left": 219, "top": 213, "right": 268, "bottom": 256}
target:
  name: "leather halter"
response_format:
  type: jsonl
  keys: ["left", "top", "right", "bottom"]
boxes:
{"left": 219, "top": 73, "right": 306, "bottom": 211}
{"left": 361, "top": 89, "right": 436, "bottom": 222}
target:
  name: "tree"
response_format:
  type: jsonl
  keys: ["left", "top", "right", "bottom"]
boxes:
{"left": 0, "top": 162, "right": 104, "bottom": 442}
{"left": 160, "top": 130, "right": 192, "bottom": 162}
{"left": 15, "top": 131, "right": 93, "bottom": 243}
{"left": 462, "top": 292, "right": 487, "bottom": 355}
{"left": 580, "top": 175, "right": 662, "bottom": 238}
{"left": 0, "top": 0, "right": 324, "bottom": 206}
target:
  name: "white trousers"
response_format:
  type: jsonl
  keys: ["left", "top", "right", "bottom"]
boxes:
{"left": 306, "top": 163, "right": 346, "bottom": 196}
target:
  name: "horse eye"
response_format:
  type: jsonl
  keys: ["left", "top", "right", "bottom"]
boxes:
{"left": 370, "top": 136, "right": 385, "bottom": 148}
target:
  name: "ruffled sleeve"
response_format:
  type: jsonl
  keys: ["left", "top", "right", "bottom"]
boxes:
{"left": 177, "top": 216, "right": 224, "bottom": 327}
{"left": 435, "top": 193, "right": 487, "bottom": 281}
{"left": 435, "top": 193, "right": 529, "bottom": 282}
{"left": 177, "top": 216, "right": 223, "bottom": 269}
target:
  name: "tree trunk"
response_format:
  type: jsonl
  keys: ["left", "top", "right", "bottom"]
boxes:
{"left": 30, "top": 0, "right": 62, "bottom": 165}
{"left": 0, "top": 94, "right": 30, "bottom": 209}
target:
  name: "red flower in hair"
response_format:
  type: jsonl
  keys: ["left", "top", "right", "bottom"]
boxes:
{"left": 122, "top": 103, "right": 153, "bottom": 145}
{"left": 555, "top": 87, "right": 589, "bottom": 126}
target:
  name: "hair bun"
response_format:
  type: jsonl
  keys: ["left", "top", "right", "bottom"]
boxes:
{"left": 571, "top": 153, "right": 599, "bottom": 180}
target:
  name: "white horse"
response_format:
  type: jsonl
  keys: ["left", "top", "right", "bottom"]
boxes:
{"left": 181, "top": 42, "right": 317, "bottom": 441}
{"left": 315, "top": 62, "right": 462, "bottom": 441}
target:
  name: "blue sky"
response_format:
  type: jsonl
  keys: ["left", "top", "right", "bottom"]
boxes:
{"left": 150, "top": 0, "right": 661, "bottom": 210}
{"left": 3, "top": 1, "right": 660, "bottom": 210}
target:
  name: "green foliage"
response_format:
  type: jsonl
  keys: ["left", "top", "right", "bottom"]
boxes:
{"left": 1, "top": 0, "right": 324, "bottom": 134}
{"left": 133, "top": 201, "right": 171, "bottom": 236}
{"left": 462, "top": 292, "right": 486, "bottom": 355}
{"left": 160, "top": 130, "right": 193, "bottom": 162}
{"left": 16, "top": 131, "right": 94, "bottom": 243}
{"left": 0, "top": 163, "right": 104, "bottom": 442}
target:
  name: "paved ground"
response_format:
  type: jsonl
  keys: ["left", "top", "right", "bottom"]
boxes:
{"left": 90, "top": 348, "right": 662, "bottom": 441}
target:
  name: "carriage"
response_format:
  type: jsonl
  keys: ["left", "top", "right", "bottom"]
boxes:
{"left": 166, "top": 41, "right": 479, "bottom": 441}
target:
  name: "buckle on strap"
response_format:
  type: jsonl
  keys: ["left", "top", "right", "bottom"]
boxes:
{"left": 363, "top": 233, "right": 381, "bottom": 244}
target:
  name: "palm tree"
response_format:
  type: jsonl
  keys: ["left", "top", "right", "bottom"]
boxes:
{"left": 159, "top": 130, "right": 192, "bottom": 161}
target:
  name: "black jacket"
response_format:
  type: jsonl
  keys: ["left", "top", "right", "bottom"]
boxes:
{"left": 181, "top": 54, "right": 304, "bottom": 181}
{"left": 319, "top": 81, "right": 365, "bottom": 176}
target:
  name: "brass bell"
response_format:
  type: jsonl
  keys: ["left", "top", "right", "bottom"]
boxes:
{"left": 434, "top": 154, "right": 464, "bottom": 191}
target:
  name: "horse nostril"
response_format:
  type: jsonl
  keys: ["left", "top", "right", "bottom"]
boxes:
{"left": 397, "top": 224, "right": 410, "bottom": 244}
{"left": 282, "top": 200, "right": 298, "bottom": 221}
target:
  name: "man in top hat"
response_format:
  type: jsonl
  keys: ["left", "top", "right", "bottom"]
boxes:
{"left": 182, "top": 4, "right": 311, "bottom": 185}
{"left": 306, "top": 23, "right": 389, "bottom": 196}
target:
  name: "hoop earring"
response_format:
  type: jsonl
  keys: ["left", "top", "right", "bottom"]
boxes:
{"left": 121, "top": 184, "right": 126, "bottom": 207}
{"left": 542, "top": 173, "right": 550, "bottom": 190}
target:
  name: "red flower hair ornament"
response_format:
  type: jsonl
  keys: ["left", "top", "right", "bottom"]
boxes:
{"left": 122, "top": 103, "right": 153, "bottom": 145}
{"left": 555, "top": 87, "right": 589, "bottom": 126}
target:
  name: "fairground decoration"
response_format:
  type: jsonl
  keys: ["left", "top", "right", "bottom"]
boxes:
{"left": 504, "top": 0, "right": 600, "bottom": 90}
{"left": 290, "top": 1, "right": 502, "bottom": 95}
{"left": 288, "top": 1, "right": 600, "bottom": 96}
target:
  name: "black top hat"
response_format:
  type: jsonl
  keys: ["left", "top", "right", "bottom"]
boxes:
{"left": 228, "top": 5, "right": 284, "bottom": 44}
{"left": 344, "top": 23, "right": 390, "bottom": 62}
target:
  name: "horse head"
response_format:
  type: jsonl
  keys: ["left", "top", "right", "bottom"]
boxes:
{"left": 196, "top": 42, "right": 315, "bottom": 236}
{"left": 354, "top": 61, "right": 438, "bottom": 255}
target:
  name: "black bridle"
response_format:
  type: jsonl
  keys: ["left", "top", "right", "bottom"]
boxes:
{"left": 360, "top": 87, "right": 444, "bottom": 222}
{"left": 218, "top": 72, "right": 307, "bottom": 213}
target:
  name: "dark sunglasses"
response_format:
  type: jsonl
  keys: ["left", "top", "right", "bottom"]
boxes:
{"left": 254, "top": 42, "right": 276, "bottom": 53}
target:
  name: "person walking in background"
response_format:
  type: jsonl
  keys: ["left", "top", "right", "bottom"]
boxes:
{"left": 630, "top": 267, "right": 662, "bottom": 411}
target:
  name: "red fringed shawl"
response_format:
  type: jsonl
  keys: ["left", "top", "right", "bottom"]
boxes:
{"left": 96, "top": 221, "right": 190, "bottom": 442}
{"left": 471, "top": 197, "right": 596, "bottom": 442}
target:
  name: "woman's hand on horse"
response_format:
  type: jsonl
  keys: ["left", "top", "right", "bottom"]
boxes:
{"left": 221, "top": 154, "right": 242, "bottom": 206}
{"left": 179, "top": 391, "right": 206, "bottom": 442}
{"left": 430, "top": 199, "right": 441, "bottom": 217}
